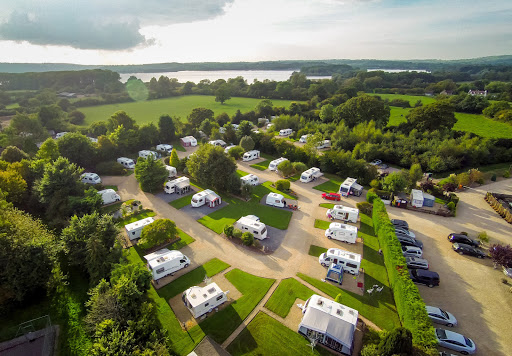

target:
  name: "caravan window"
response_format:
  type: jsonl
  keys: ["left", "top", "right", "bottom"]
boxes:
{"left": 180, "top": 259, "right": 186, "bottom": 263}
{"left": 253, "top": 230, "right": 258, "bottom": 235}
{"left": 340, "top": 187, "right": 349, "bottom": 193}
{"left": 216, "top": 295, "right": 224, "bottom": 301}
{"left": 132, "top": 232, "right": 136, "bottom": 235}
{"left": 347, "top": 263, "right": 357, "bottom": 269}
{"left": 261, "top": 227, "right": 267, "bottom": 235}
{"left": 156, "top": 267, "right": 165, "bottom": 274}
{"left": 204, "top": 303, "right": 209, "bottom": 307}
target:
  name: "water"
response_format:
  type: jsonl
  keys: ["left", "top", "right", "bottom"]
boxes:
{"left": 119, "top": 70, "right": 331, "bottom": 83}
{"left": 367, "top": 69, "right": 431, "bottom": 73}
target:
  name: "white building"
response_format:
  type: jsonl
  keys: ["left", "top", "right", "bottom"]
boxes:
{"left": 182, "top": 282, "right": 228, "bottom": 318}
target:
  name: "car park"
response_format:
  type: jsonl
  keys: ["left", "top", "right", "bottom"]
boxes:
{"left": 398, "top": 236, "right": 424, "bottom": 249}
{"left": 394, "top": 227, "right": 415, "bottom": 239}
{"left": 435, "top": 328, "right": 476, "bottom": 355}
{"left": 396, "top": 230, "right": 418, "bottom": 241}
{"left": 409, "top": 269, "right": 439, "bottom": 287}
{"left": 402, "top": 245, "right": 423, "bottom": 258}
{"left": 391, "top": 219, "right": 409, "bottom": 230}
{"left": 321, "top": 192, "right": 341, "bottom": 201}
{"left": 405, "top": 257, "right": 429, "bottom": 270}
{"left": 426, "top": 306, "right": 458, "bottom": 327}
{"left": 452, "top": 243, "right": 487, "bottom": 259}
{"left": 447, "top": 233, "right": 480, "bottom": 247}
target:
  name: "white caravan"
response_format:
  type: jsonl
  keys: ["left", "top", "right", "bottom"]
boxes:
{"left": 318, "top": 248, "right": 362, "bottom": 275}
{"left": 240, "top": 174, "right": 260, "bottom": 186}
{"left": 339, "top": 177, "right": 364, "bottom": 197}
{"left": 164, "top": 176, "right": 190, "bottom": 194}
{"left": 182, "top": 282, "right": 228, "bottom": 318}
{"left": 156, "top": 144, "right": 173, "bottom": 154}
{"left": 181, "top": 136, "right": 197, "bottom": 147}
{"left": 300, "top": 167, "right": 323, "bottom": 183}
{"left": 242, "top": 150, "right": 260, "bottom": 162}
{"left": 88, "top": 137, "right": 98, "bottom": 143}
{"left": 144, "top": 249, "right": 190, "bottom": 280}
{"left": 97, "top": 189, "right": 121, "bottom": 205}
{"left": 209, "top": 139, "right": 226, "bottom": 147}
{"left": 191, "top": 189, "right": 222, "bottom": 208}
{"left": 234, "top": 216, "right": 268, "bottom": 240}
{"left": 81, "top": 173, "right": 102, "bottom": 185}
{"left": 325, "top": 222, "right": 358, "bottom": 244}
{"left": 268, "top": 157, "right": 288, "bottom": 171}
{"left": 55, "top": 132, "right": 68, "bottom": 139}
{"left": 267, "top": 123, "right": 274, "bottom": 129}
{"left": 224, "top": 145, "right": 236, "bottom": 153}
{"left": 279, "top": 128, "right": 293, "bottom": 136}
{"left": 265, "top": 192, "right": 286, "bottom": 208}
{"left": 326, "top": 205, "right": 359, "bottom": 223}
{"left": 139, "top": 150, "right": 160, "bottom": 160}
{"left": 117, "top": 157, "right": 136, "bottom": 169}
{"left": 165, "top": 165, "right": 177, "bottom": 178}
{"left": 232, "top": 124, "right": 239, "bottom": 130}
{"left": 125, "top": 217, "right": 155, "bottom": 240}
{"left": 316, "top": 140, "right": 331, "bottom": 149}
{"left": 299, "top": 134, "right": 311, "bottom": 143}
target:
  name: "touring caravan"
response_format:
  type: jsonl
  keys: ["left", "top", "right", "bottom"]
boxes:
{"left": 299, "top": 134, "right": 311, "bottom": 143}
{"left": 224, "top": 145, "right": 236, "bottom": 153}
{"left": 240, "top": 174, "right": 259, "bottom": 186}
{"left": 234, "top": 216, "right": 268, "bottom": 240}
{"left": 125, "top": 217, "right": 155, "bottom": 240}
{"left": 182, "top": 282, "right": 228, "bottom": 318}
{"left": 138, "top": 150, "right": 160, "bottom": 160}
{"left": 181, "top": 136, "right": 197, "bottom": 147}
{"left": 326, "top": 205, "right": 359, "bottom": 223}
{"left": 316, "top": 140, "right": 331, "bottom": 149}
{"left": 209, "top": 139, "right": 226, "bottom": 147}
{"left": 165, "top": 165, "right": 177, "bottom": 178}
{"left": 242, "top": 150, "right": 260, "bottom": 162}
{"left": 97, "top": 189, "right": 121, "bottom": 205}
{"left": 339, "top": 178, "right": 364, "bottom": 197}
{"left": 325, "top": 223, "right": 358, "bottom": 244}
{"left": 164, "top": 176, "right": 190, "bottom": 194}
{"left": 300, "top": 167, "right": 323, "bottom": 183}
{"left": 156, "top": 144, "right": 173, "bottom": 154}
{"left": 81, "top": 173, "right": 102, "bottom": 185}
{"left": 268, "top": 157, "right": 288, "bottom": 171}
{"left": 265, "top": 192, "right": 286, "bottom": 208}
{"left": 279, "top": 128, "right": 293, "bottom": 136}
{"left": 267, "top": 123, "right": 274, "bottom": 129}
{"left": 55, "top": 132, "right": 68, "bottom": 139}
{"left": 191, "top": 189, "right": 222, "bottom": 208}
{"left": 117, "top": 157, "right": 136, "bottom": 169}
{"left": 88, "top": 137, "right": 98, "bottom": 143}
{"left": 144, "top": 249, "right": 190, "bottom": 280}
{"left": 318, "top": 248, "right": 362, "bottom": 275}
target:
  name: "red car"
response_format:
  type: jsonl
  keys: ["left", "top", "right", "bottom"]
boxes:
{"left": 322, "top": 192, "right": 341, "bottom": 201}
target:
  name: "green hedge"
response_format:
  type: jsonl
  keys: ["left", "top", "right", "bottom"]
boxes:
{"left": 372, "top": 198, "right": 437, "bottom": 354}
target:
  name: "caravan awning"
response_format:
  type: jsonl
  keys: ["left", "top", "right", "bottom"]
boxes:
{"left": 301, "top": 307, "right": 355, "bottom": 349}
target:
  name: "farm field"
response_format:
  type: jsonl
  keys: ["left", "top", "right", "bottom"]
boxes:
{"left": 368, "top": 93, "right": 437, "bottom": 106}
{"left": 79, "top": 95, "right": 300, "bottom": 126}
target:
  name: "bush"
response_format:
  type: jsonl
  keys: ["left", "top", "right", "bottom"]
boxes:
{"left": 504, "top": 170, "right": 510, "bottom": 178}
{"left": 292, "top": 161, "right": 307, "bottom": 174}
{"left": 277, "top": 160, "right": 295, "bottom": 177}
{"left": 448, "top": 193, "right": 459, "bottom": 206}
{"left": 228, "top": 146, "right": 244, "bottom": 160}
{"left": 138, "top": 219, "right": 178, "bottom": 250}
{"left": 366, "top": 190, "right": 379, "bottom": 203}
{"left": 224, "top": 225, "right": 234, "bottom": 237}
{"left": 356, "top": 202, "right": 373, "bottom": 216}
{"left": 491, "top": 173, "right": 497, "bottom": 182}
{"left": 370, "top": 179, "right": 381, "bottom": 190}
{"left": 232, "top": 228, "right": 242, "bottom": 239}
{"left": 95, "top": 161, "right": 126, "bottom": 176}
{"left": 275, "top": 179, "right": 291, "bottom": 191}
{"left": 241, "top": 232, "right": 254, "bottom": 246}
{"left": 377, "top": 327, "right": 413, "bottom": 356}
{"left": 447, "top": 201, "right": 456, "bottom": 214}
{"left": 477, "top": 231, "right": 490, "bottom": 244}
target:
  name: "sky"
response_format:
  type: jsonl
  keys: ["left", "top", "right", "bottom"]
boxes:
{"left": 0, "top": 0, "right": 510, "bottom": 65}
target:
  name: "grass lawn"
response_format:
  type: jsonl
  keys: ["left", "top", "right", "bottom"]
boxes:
{"left": 435, "top": 197, "right": 447, "bottom": 204}
{"left": 367, "top": 93, "right": 437, "bottom": 106}
{"left": 170, "top": 194, "right": 194, "bottom": 209}
{"left": 80, "top": 95, "right": 299, "bottom": 126}
{"left": 297, "top": 214, "right": 400, "bottom": 330}
{"left": 104, "top": 185, "right": 118, "bottom": 191}
{"left": 308, "top": 245, "right": 328, "bottom": 257}
{"left": 116, "top": 210, "right": 156, "bottom": 227}
{"left": 169, "top": 229, "right": 196, "bottom": 249}
{"left": 260, "top": 181, "right": 297, "bottom": 200}
{"left": 313, "top": 178, "right": 343, "bottom": 194}
{"left": 264, "top": 278, "right": 315, "bottom": 318}
{"left": 227, "top": 312, "right": 330, "bottom": 356}
{"left": 101, "top": 200, "right": 124, "bottom": 214}
{"left": 236, "top": 169, "right": 249, "bottom": 177}
{"left": 387, "top": 106, "right": 410, "bottom": 126}
{"left": 250, "top": 159, "right": 272, "bottom": 171}
{"left": 453, "top": 112, "right": 512, "bottom": 139}
{"left": 171, "top": 139, "right": 186, "bottom": 152}
{"left": 319, "top": 203, "right": 335, "bottom": 209}
{"left": 314, "top": 219, "right": 330, "bottom": 230}
{"left": 287, "top": 173, "right": 301, "bottom": 182}
{"left": 433, "top": 161, "right": 512, "bottom": 179}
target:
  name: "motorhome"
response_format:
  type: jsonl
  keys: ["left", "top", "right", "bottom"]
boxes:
{"left": 144, "top": 249, "right": 190, "bottom": 280}
{"left": 325, "top": 223, "right": 358, "bottom": 244}
{"left": 265, "top": 192, "right": 286, "bottom": 208}
{"left": 81, "top": 173, "right": 102, "bottom": 185}
{"left": 268, "top": 157, "right": 288, "bottom": 171}
{"left": 224, "top": 145, "right": 236, "bottom": 153}
{"left": 191, "top": 189, "right": 222, "bottom": 208}
{"left": 164, "top": 176, "right": 190, "bottom": 194}
{"left": 138, "top": 150, "right": 160, "bottom": 160}
{"left": 240, "top": 174, "right": 259, "bottom": 186}
{"left": 165, "top": 165, "right": 177, "bottom": 178}
{"left": 299, "top": 134, "right": 311, "bottom": 143}
{"left": 326, "top": 205, "right": 359, "bottom": 223}
{"left": 318, "top": 248, "right": 362, "bottom": 275}
{"left": 156, "top": 144, "right": 173, "bottom": 154}
{"left": 182, "top": 282, "right": 228, "bottom": 318}
{"left": 125, "top": 217, "right": 155, "bottom": 240}
{"left": 117, "top": 157, "right": 136, "bottom": 169}
{"left": 97, "top": 189, "right": 121, "bottom": 205}
{"left": 279, "top": 128, "right": 293, "bottom": 136}
{"left": 300, "top": 167, "right": 323, "bottom": 183}
{"left": 242, "top": 150, "right": 260, "bottom": 162}
{"left": 316, "top": 140, "right": 331, "bottom": 149}
{"left": 180, "top": 136, "right": 197, "bottom": 147}
{"left": 267, "top": 123, "right": 274, "bottom": 129}
{"left": 338, "top": 178, "right": 364, "bottom": 197}
{"left": 234, "top": 216, "right": 268, "bottom": 240}
{"left": 208, "top": 139, "right": 226, "bottom": 147}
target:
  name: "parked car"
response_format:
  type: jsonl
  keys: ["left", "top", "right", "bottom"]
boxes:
{"left": 409, "top": 269, "right": 439, "bottom": 287}
{"left": 402, "top": 245, "right": 423, "bottom": 258}
{"left": 398, "top": 236, "right": 424, "bottom": 249}
{"left": 395, "top": 227, "right": 416, "bottom": 239}
{"left": 503, "top": 266, "right": 512, "bottom": 278}
{"left": 391, "top": 219, "right": 409, "bottom": 230}
{"left": 439, "top": 352, "right": 457, "bottom": 356}
{"left": 321, "top": 192, "right": 341, "bottom": 201}
{"left": 370, "top": 159, "right": 382, "bottom": 166}
{"left": 447, "top": 233, "right": 480, "bottom": 247}
{"left": 396, "top": 230, "right": 418, "bottom": 241}
{"left": 452, "top": 243, "right": 487, "bottom": 259}
{"left": 405, "top": 257, "right": 429, "bottom": 270}
{"left": 435, "top": 328, "right": 476, "bottom": 355}
{"left": 426, "top": 306, "right": 458, "bottom": 327}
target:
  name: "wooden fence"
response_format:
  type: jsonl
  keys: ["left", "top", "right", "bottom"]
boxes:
{"left": 485, "top": 192, "right": 512, "bottom": 224}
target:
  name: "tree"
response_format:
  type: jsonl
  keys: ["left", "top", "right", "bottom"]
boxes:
{"left": 138, "top": 219, "right": 178, "bottom": 250}
{"left": 57, "top": 132, "right": 97, "bottom": 168}
{"left": 236, "top": 120, "right": 253, "bottom": 139}
{"left": 0, "top": 169, "right": 27, "bottom": 204}
{"left": 38, "top": 105, "right": 65, "bottom": 130}
{"left": 89, "top": 121, "right": 108, "bottom": 137}
{"left": 319, "top": 104, "right": 335, "bottom": 123}
{"left": 292, "top": 162, "right": 307, "bottom": 174}
{"left": 69, "top": 110, "right": 86, "bottom": 125}
{"left": 215, "top": 84, "right": 231, "bottom": 104}
{"left": 228, "top": 146, "right": 244, "bottom": 160}
{"left": 169, "top": 148, "right": 180, "bottom": 168}
{"left": 199, "top": 119, "right": 214, "bottom": 136}
{"left": 483, "top": 101, "right": 510, "bottom": 118}
{"left": 138, "top": 123, "right": 159, "bottom": 148}
{"left": 489, "top": 244, "right": 512, "bottom": 268}
{"left": 336, "top": 95, "right": 390, "bottom": 128}
{"left": 36, "top": 138, "right": 60, "bottom": 162}
{"left": 277, "top": 160, "right": 294, "bottom": 177}
{"left": 215, "top": 112, "right": 230, "bottom": 127}
{"left": 406, "top": 100, "right": 456, "bottom": 131}
{"left": 241, "top": 232, "right": 254, "bottom": 246}
{"left": 255, "top": 99, "right": 273, "bottom": 117}
{"left": 158, "top": 114, "right": 176, "bottom": 142}
{"left": 107, "top": 111, "right": 137, "bottom": 132}
{"left": 134, "top": 157, "right": 168, "bottom": 193}
{"left": 382, "top": 171, "right": 408, "bottom": 194}
{"left": 240, "top": 136, "right": 255, "bottom": 152}
{"left": 377, "top": 327, "right": 413, "bottom": 356}
{"left": 34, "top": 157, "right": 84, "bottom": 205}
{"left": 408, "top": 163, "right": 423, "bottom": 190}
{"left": 188, "top": 108, "right": 214, "bottom": 128}
{"left": 0, "top": 146, "right": 29, "bottom": 163}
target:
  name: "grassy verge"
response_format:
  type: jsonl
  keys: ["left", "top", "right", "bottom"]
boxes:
{"left": 313, "top": 178, "right": 343, "bottom": 194}
{"left": 101, "top": 201, "right": 124, "bottom": 214}
{"left": 116, "top": 210, "right": 156, "bottom": 227}
{"left": 104, "top": 185, "right": 118, "bottom": 191}
{"left": 319, "top": 203, "right": 335, "bottom": 209}
{"left": 251, "top": 159, "right": 271, "bottom": 171}
{"left": 314, "top": 219, "right": 330, "bottom": 230}
{"left": 171, "top": 140, "right": 186, "bottom": 152}
{"left": 308, "top": 245, "right": 327, "bottom": 257}
{"left": 236, "top": 169, "right": 249, "bottom": 177}
{"left": 169, "top": 229, "right": 195, "bottom": 249}
{"left": 259, "top": 181, "right": 297, "bottom": 200}
{"left": 169, "top": 194, "right": 193, "bottom": 209}
{"left": 265, "top": 278, "right": 315, "bottom": 318}
{"left": 287, "top": 173, "right": 301, "bottom": 182}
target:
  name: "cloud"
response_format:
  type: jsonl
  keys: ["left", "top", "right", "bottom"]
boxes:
{"left": 0, "top": 0, "right": 234, "bottom": 50}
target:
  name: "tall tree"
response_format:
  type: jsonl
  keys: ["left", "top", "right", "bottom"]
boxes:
{"left": 240, "top": 136, "right": 255, "bottom": 152}
{"left": 215, "top": 83, "right": 231, "bottom": 104}
{"left": 382, "top": 171, "right": 408, "bottom": 194}
{"left": 134, "top": 157, "right": 168, "bottom": 193}
{"left": 169, "top": 148, "right": 180, "bottom": 168}
{"left": 138, "top": 219, "right": 178, "bottom": 250}
{"left": 107, "top": 111, "right": 137, "bottom": 132}
{"left": 36, "top": 138, "right": 60, "bottom": 162}
{"left": 158, "top": 114, "right": 176, "bottom": 142}
{"left": 406, "top": 100, "right": 456, "bottom": 131}
{"left": 0, "top": 146, "right": 29, "bottom": 163}
{"left": 408, "top": 163, "right": 423, "bottom": 190}
{"left": 336, "top": 94, "right": 390, "bottom": 128}
{"left": 0, "top": 169, "right": 27, "bottom": 204}
{"left": 255, "top": 99, "right": 273, "bottom": 117}
{"left": 188, "top": 108, "right": 214, "bottom": 128}
{"left": 57, "top": 132, "right": 97, "bottom": 168}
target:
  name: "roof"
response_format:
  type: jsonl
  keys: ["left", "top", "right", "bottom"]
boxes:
{"left": 268, "top": 192, "right": 284, "bottom": 199}
{"left": 145, "top": 250, "right": 185, "bottom": 269}
{"left": 244, "top": 150, "right": 259, "bottom": 155}
{"left": 423, "top": 192, "right": 435, "bottom": 200}
{"left": 303, "top": 167, "right": 320, "bottom": 175}
{"left": 270, "top": 157, "right": 288, "bottom": 165}
{"left": 182, "top": 136, "right": 197, "bottom": 142}
{"left": 332, "top": 205, "right": 358, "bottom": 213}
{"left": 411, "top": 189, "right": 424, "bottom": 201}
{"left": 118, "top": 157, "right": 134, "bottom": 162}
{"left": 328, "top": 222, "right": 358, "bottom": 233}
{"left": 241, "top": 174, "right": 258, "bottom": 181}
{"left": 340, "top": 177, "right": 358, "bottom": 188}
{"left": 184, "top": 282, "right": 225, "bottom": 308}
{"left": 326, "top": 248, "right": 362, "bottom": 263}
{"left": 82, "top": 172, "right": 99, "bottom": 179}
{"left": 97, "top": 189, "right": 116, "bottom": 195}
{"left": 125, "top": 217, "right": 155, "bottom": 232}
{"left": 187, "top": 336, "right": 231, "bottom": 356}
{"left": 236, "top": 216, "right": 266, "bottom": 230}
{"left": 193, "top": 189, "right": 220, "bottom": 201}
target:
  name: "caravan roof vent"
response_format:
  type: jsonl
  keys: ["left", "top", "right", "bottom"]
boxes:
{"left": 336, "top": 309, "right": 343, "bottom": 316}
{"left": 203, "top": 294, "right": 207, "bottom": 298}
{"left": 317, "top": 300, "right": 323, "bottom": 306}
{"left": 207, "top": 287, "right": 216, "bottom": 294}
{"left": 349, "top": 254, "right": 355, "bottom": 259}
{"left": 191, "top": 294, "right": 197, "bottom": 299}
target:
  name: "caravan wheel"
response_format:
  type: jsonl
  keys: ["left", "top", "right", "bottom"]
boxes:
{"left": 184, "top": 263, "right": 189, "bottom": 268}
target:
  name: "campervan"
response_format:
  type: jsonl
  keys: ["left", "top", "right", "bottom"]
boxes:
{"left": 299, "top": 134, "right": 310, "bottom": 143}
{"left": 144, "top": 249, "right": 190, "bottom": 280}
{"left": 156, "top": 144, "right": 173, "bottom": 154}
{"left": 182, "top": 282, "right": 228, "bottom": 318}
{"left": 268, "top": 157, "right": 288, "bottom": 171}
{"left": 265, "top": 192, "right": 286, "bottom": 208}
{"left": 240, "top": 174, "right": 259, "bottom": 186}
{"left": 191, "top": 189, "right": 222, "bottom": 208}
{"left": 318, "top": 248, "right": 362, "bottom": 275}
{"left": 316, "top": 140, "right": 331, "bottom": 149}
{"left": 339, "top": 178, "right": 363, "bottom": 197}
{"left": 279, "top": 128, "right": 293, "bottom": 136}
{"left": 224, "top": 145, "right": 236, "bottom": 153}
{"left": 326, "top": 205, "right": 359, "bottom": 223}
{"left": 138, "top": 150, "right": 160, "bottom": 160}
{"left": 300, "top": 167, "right": 323, "bottom": 183}
{"left": 242, "top": 150, "right": 260, "bottom": 162}
{"left": 117, "top": 157, "right": 136, "bottom": 169}
{"left": 234, "top": 216, "right": 268, "bottom": 240}
{"left": 267, "top": 123, "right": 274, "bottom": 129}
{"left": 325, "top": 223, "right": 358, "bottom": 244}
{"left": 209, "top": 139, "right": 226, "bottom": 147}
{"left": 125, "top": 217, "right": 155, "bottom": 240}
{"left": 164, "top": 176, "right": 190, "bottom": 194}
{"left": 181, "top": 136, "right": 197, "bottom": 147}
{"left": 165, "top": 165, "right": 177, "bottom": 178}
{"left": 81, "top": 173, "right": 102, "bottom": 185}
{"left": 97, "top": 189, "right": 121, "bottom": 205}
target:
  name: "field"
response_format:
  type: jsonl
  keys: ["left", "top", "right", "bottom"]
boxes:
{"left": 80, "top": 95, "right": 299, "bottom": 125}
{"left": 308, "top": 245, "right": 327, "bottom": 257}
{"left": 368, "top": 93, "right": 437, "bottom": 106}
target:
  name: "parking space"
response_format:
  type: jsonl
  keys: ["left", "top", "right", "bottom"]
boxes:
{"left": 180, "top": 201, "right": 229, "bottom": 220}
{"left": 154, "top": 187, "right": 198, "bottom": 204}
{"left": 258, "top": 226, "right": 286, "bottom": 252}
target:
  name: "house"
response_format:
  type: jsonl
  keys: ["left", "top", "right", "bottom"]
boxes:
{"left": 182, "top": 282, "right": 228, "bottom": 318}
{"left": 468, "top": 90, "right": 488, "bottom": 96}
{"left": 298, "top": 295, "right": 359, "bottom": 355}
{"left": 440, "top": 90, "right": 453, "bottom": 96}
{"left": 181, "top": 136, "right": 197, "bottom": 147}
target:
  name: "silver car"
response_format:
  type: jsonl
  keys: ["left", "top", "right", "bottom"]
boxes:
{"left": 426, "top": 306, "right": 458, "bottom": 327}
{"left": 402, "top": 245, "right": 423, "bottom": 258}
{"left": 406, "top": 257, "right": 429, "bottom": 270}
{"left": 395, "top": 227, "right": 416, "bottom": 239}
{"left": 435, "top": 328, "right": 476, "bottom": 355}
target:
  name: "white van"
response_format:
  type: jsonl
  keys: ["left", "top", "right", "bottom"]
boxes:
{"left": 240, "top": 174, "right": 259, "bottom": 186}
{"left": 267, "top": 123, "right": 274, "bottom": 129}
{"left": 125, "top": 217, "right": 155, "bottom": 240}
{"left": 268, "top": 157, "right": 288, "bottom": 171}
{"left": 182, "top": 282, "right": 228, "bottom": 318}
{"left": 139, "top": 150, "right": 160, "bottom": 160}
{"left": 300, "top": 167, "right": 323, "bottom": 183}
{"left": 165, "top": 165, "right": 177, "bottom": 178}
{"left": 164, "top": 176, "right": 190, "bottom": 194}
{"left": 117, "top": 157, "right": 135, "bottom": 169}
{"left": 265, "top": 192, "right": 286, "bottom": 208}
{"left": 191, "top": 189, "right": 222, "bottom": 208}
{"left": 81, "top": 173, "right": 102, "bottom": 185}
{"left": 279, "top": 128, "right": 293, "bottom": 136}
{"left": 234, "top": 216, "right": 268, "bottom": 240}
{"left": 156, "top": 144, "right": 173, "bottom": 154}
{"left": 326, "top": 205, "right": 359, "bottom": 223}
{"left": 318, "top": 248, "right": 362, "bottom": 275}
{"left": 325, "top": 222, "right": 358, "bottom": 244}
{"left": 144, "top": 249, "right": 190, "bottom": 280}
{"left": 97, "top": 189, "right": 121, "bottom": 205}
{"left": 242, "top": 150, "right": 260, "bottom": 162}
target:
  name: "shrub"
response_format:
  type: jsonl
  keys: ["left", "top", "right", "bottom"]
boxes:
{"left": 477, "top": 231, "right": 489, "bottom": 244}
{"left": 292, "top": 161, "right": 307, "bottom": 174}
{"left": 277, "top": 160, "right": 295, "bottom": 177}
{"left": 241, "top": 232, "right": 254, "bottom": 246}
{"left": 503, "top": 170, "right": 510, "bottom": 178}
{"left": 224, "top": 225, "right": 234, "bottom": 237}
{"left": 228, "top": 146, "right": 244, "bottom": 160}
{"left": 491, "top": 173, "right": 497, "bottom": 182}
{"left": 377, "top": 327, "right": 413, "bottom": 356}
{"left": 138, "top": 219, "right": 178, "bottom": 250}
{"left": 370, "top": 179, "right": 380, "bottom": 190}
{"left": 448, "top": 193, "right": 459, "bottom": 206}
{"left": 275, "top": 179, "right": 291, "bottom": 191}
{"left": 356, "top": 202, "right": 373, "bottom": 216}
{"left": 232, "top": 228, "right": 242, "bottom": 239}
{"left": 96, "top": 161, "right": 126, "bottom": 176}
{"left": 447, "top": 201, "right": 456, "bottom": 216}
{"left": 366, "top": 189, "right": 379, "bottom": 203}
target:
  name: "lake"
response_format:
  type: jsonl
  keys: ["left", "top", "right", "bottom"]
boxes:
{"left": 367, "top": 69, "right": 431, "bottom": 73}
{"left": 119, "top": 70, "right": 331, "bottom": 83}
